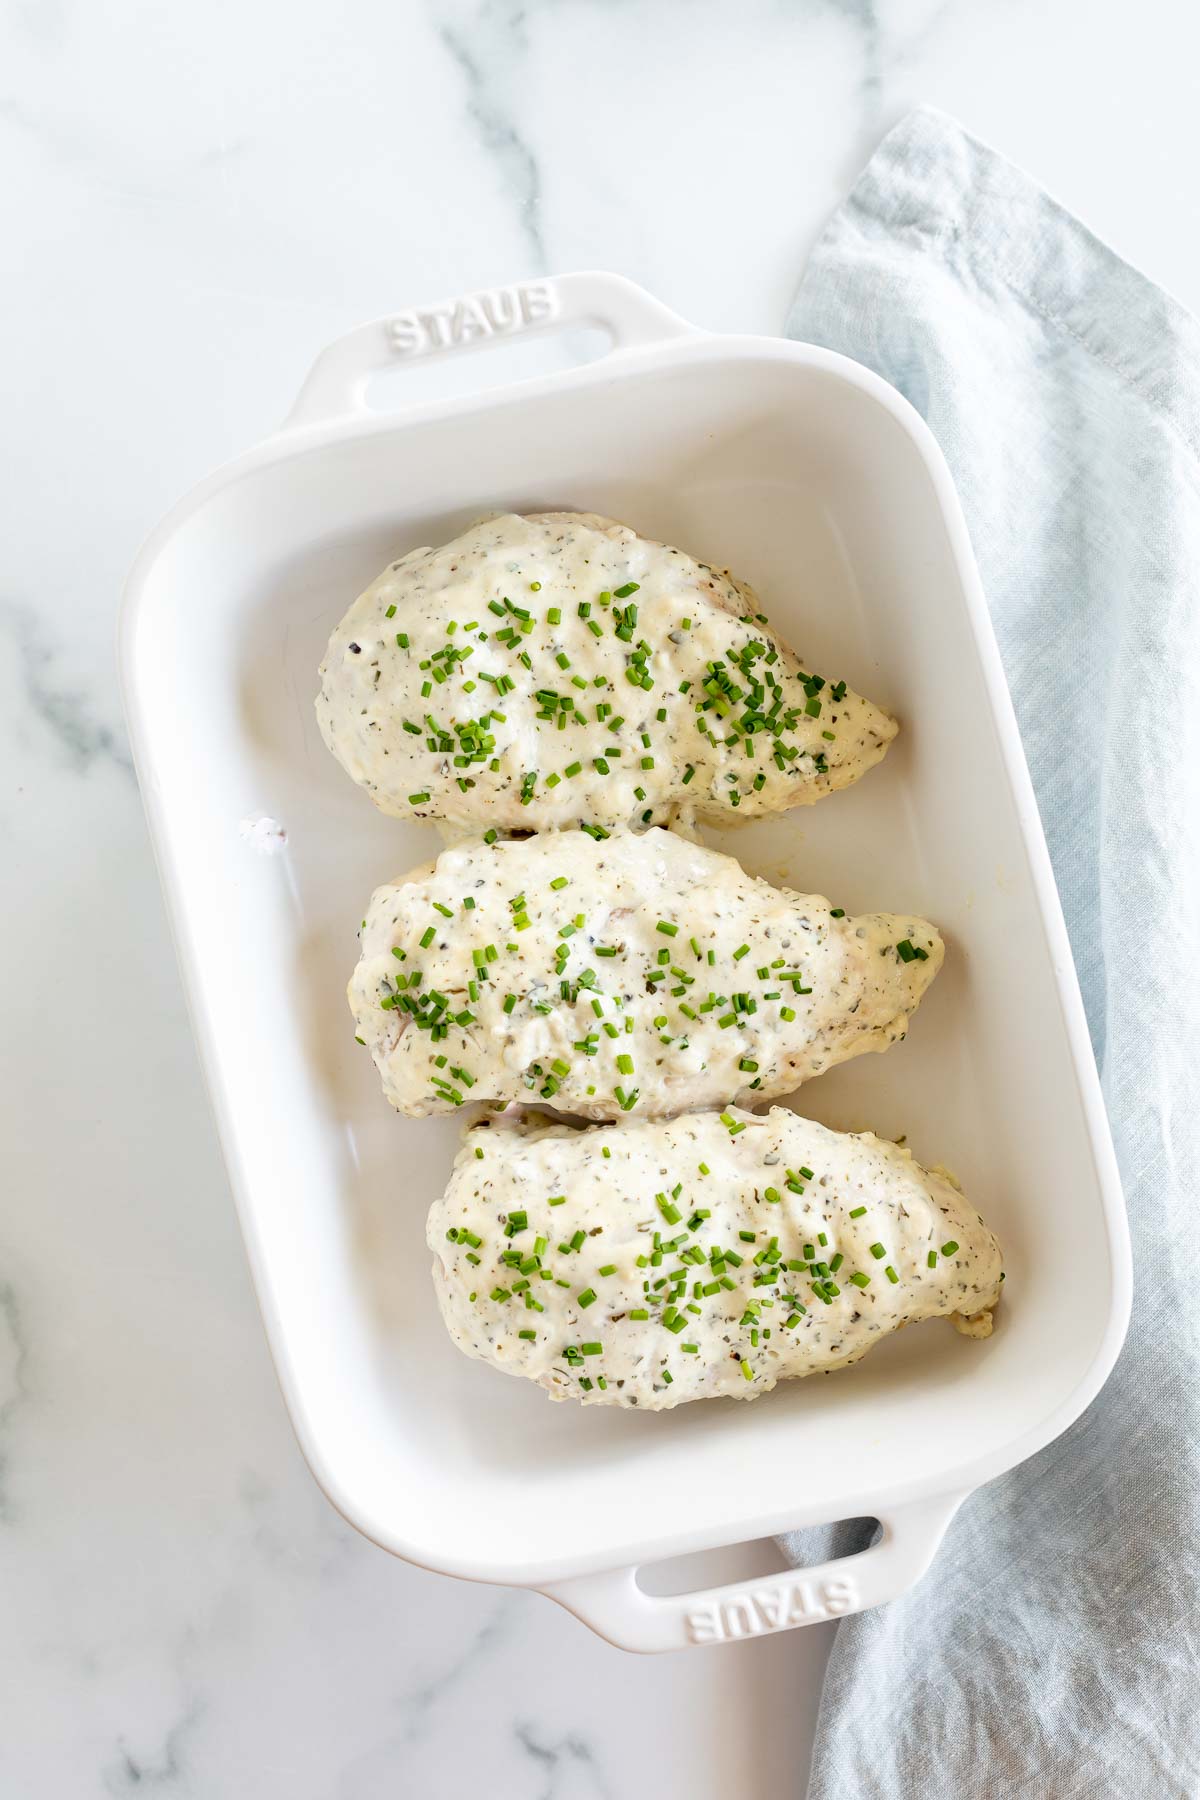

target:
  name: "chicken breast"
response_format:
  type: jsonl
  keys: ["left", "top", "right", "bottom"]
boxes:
{"left": 351, "top": 827, "right": 942, "bottom": 1119}
{"left": 429, "top": 1109, "right": 1003, "bottom": 1410}
{"left": 317, "top": 512, "right": 896, "bottom": 832}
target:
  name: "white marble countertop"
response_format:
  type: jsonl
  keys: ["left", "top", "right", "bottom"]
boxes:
{"left": 3, "top": 2, "right": 1197, "bottom": 1793}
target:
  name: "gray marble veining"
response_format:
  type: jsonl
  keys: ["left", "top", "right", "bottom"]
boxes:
{"left": 104, "top": 1698, "right": 204, "bottom": 1799}
{"left": 436, "top": 10, "right": 547, "bottom": 268}
{"left": 0, "top": 599, "right": 133, "bottom": 777}
{"left": 0, "top": 1283, "right": 29, "bottom": 1525}
{"left": 513, "top": 1721, "right": 613, "bottom": 1800}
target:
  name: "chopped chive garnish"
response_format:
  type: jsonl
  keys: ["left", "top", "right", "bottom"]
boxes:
{"left": 941, "top": 1240, "right": 960, "bottom": 1256}
{"left": 896, "top": 938, "right": 930, "bottom": 963}
{"left": 869, "top": 1242, "right": 886, "bottom": 1260}
{"left": 849, "top": 1205, "right": 867, "bottom": 1218}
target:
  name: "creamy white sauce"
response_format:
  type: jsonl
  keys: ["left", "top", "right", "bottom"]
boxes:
{"left": 351, "top": 828, "right": 942, "bottom": 1119}
{"left": 429, "top": 1108, "right": 1003, "bottom": 1410}
{"left": 317, "top": 512, "right": 897, "bottom": 831}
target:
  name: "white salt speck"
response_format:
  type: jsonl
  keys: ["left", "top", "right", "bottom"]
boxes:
{"left": 239, "top": 816, "right": 288, "bottom": 854}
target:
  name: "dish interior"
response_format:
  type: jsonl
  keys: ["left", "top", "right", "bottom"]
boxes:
{"left": 127, "top": 345, "right": 1120, "bottom": 1583}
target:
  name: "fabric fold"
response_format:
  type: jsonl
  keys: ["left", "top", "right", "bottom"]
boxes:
{"left": 787, "top": 107, "right": 1200, "bottom": 1800}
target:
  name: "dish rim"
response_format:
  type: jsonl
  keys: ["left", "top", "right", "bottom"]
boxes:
{"left": 119, "top": 285, "right": 1132, "bottom": 1598}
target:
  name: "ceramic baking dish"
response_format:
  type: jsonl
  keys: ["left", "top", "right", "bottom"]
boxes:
{"left": 120, "top": 272, "right": 1130, "bottom": 1652}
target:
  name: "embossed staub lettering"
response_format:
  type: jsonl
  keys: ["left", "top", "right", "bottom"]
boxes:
{"left": 684, "top": 1576, "right": 858, "bottom": 1645}
{"left": 388, "top": 281, "right": 558, "bottom": 358}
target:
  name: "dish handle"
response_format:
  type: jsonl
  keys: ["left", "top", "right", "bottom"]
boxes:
{"left": 539, "top": 1492, "right": 966, "bottom": 1654}
{"left": 281, "top": 271, "right": 699, "bottom": 431}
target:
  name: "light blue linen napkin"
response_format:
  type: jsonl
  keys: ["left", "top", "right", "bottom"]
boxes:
{"left": 786, "top": 108, "right": 1200, "bottom": 1800}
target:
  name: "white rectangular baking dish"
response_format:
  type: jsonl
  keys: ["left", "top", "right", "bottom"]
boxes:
{"left": 120, "top": 272, "right": 1130, "bottom": 1652}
